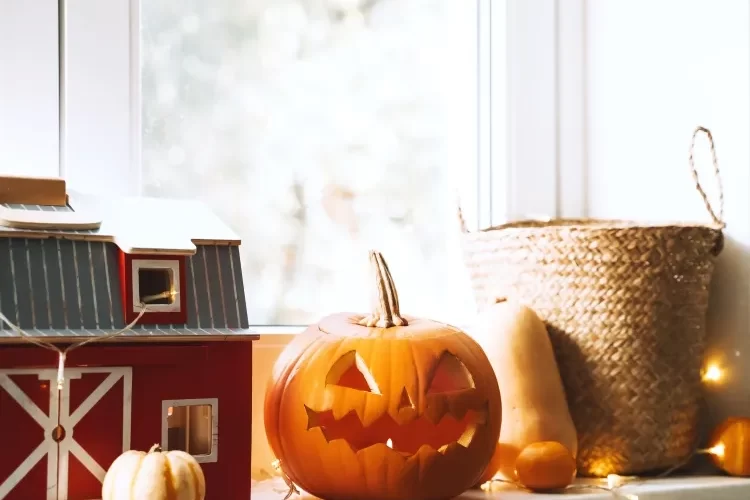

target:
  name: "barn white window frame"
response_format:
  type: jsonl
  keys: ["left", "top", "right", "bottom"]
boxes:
{"left": 4, "top": 0, "right": 585, "bottom": 330}
{"left": 162, "top": 397, "right": 219, "bottom": 463}
{"left": 131, "top": 259, "right": 181, "bottom": 313}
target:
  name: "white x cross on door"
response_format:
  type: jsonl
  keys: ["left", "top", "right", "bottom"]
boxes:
{"left": 0, "top": 367, "right": 132, "bottom": 500}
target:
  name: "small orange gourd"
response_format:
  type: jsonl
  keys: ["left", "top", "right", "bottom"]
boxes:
{"left": 474, "top": 298, "right": 577, "bottom": 482}
{"left": 264, "top": 251, "right": 502, "bottom": 500}
{"left": 515, "top": 441, "right": 577, "bottom": 491}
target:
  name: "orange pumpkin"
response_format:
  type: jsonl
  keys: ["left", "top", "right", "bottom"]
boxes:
{"left": 515, "top": 441, "right": 577, "bottom": 491}
{"left": 264, "top": 251, "right": 502, "bottom": 500}
{"left": 709, "top": 417, "right": 750, "bottom": 476}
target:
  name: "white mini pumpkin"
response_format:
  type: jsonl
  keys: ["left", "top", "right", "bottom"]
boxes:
{"left": 102, "top": 444, "right": 206, "bottom": 500}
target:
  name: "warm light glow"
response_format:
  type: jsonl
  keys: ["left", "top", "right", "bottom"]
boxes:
{"left": 588, "top": 460, "right": 614, "bottom": 477}
{"left": 607, "top": 474, "right": 624, "bottom": 489}
{"left": 707, "top": 443, "right": 725, "bottom": 458}
{"left": 167, "top": 406, "right": 174, "bottom": 417}
{"left": 702, "top": 364, "right": 724, "bottom": 383}
{"left": 386, "top": 438, "right": 393, "bottom": 449}
{"left": 605, "top": 474, "right": 637, "bottom": 489}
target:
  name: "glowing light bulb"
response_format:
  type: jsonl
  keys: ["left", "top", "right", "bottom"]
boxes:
{"left": 702, "top": 364, "right": 723, "bottom": 383}
{"left": 386, "top": 438, "right": 393, "bottom": 449}
{"left": 707, "top": 443, "right": 725, "bottom": 458}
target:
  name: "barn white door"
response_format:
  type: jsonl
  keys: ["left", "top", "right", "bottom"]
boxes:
{"left": 0, "top": 367, "right": 132, "bottom": 500}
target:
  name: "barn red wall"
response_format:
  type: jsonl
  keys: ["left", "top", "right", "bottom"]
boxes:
{"left": 0, "top": 371, "right": 51, "bottom": 499}
{"left": 0, "top": 341, "right": 253, "bottom": 500}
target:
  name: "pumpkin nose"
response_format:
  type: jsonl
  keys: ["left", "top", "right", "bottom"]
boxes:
{"left": 397, "top": 387, "right": 414, "bottom": 411}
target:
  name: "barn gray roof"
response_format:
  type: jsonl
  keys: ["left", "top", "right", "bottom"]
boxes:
{"left": 0, "top": 198, "right": 257, "bottom": 343}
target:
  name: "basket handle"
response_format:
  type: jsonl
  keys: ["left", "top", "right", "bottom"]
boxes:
{"left": 689, "top": 126, "right": 725, "bottom": 227}
{"left": 458, "top": 126, "right": 725, "bottom": 232}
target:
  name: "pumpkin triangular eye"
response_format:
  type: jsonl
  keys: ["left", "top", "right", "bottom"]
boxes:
{"left": 397, "top": 387, "right": 414, "bottom": 410}
{"left": 426, "top": 351, "right": 475, "bottom": 394}
{"left": 325, "top": 350, "right": 381, "bottom": 394}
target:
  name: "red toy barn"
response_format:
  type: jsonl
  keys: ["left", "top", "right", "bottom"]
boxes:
{"left": 0, "top": 179, "right": 257, "bottom": 500}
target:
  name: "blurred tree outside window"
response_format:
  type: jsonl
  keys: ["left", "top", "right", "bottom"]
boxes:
{"left": 141, "top": 0, "right": 480, "bottom": 326}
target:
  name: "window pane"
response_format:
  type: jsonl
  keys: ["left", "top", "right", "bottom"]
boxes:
{"left": 166, "top": 404, "right": 214, "bottom": 456}
{"left": 141, "top": 0, "right": 478, "bottom": 325}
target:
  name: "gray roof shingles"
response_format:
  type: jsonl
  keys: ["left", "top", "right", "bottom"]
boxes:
{"left": 0, "top": 235, "right": 253, "bottom": 341}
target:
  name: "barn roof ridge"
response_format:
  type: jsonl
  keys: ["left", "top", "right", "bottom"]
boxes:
{"left": 0, "top": 189, "right": 241, "bottom": 255}
{"left": 0, "top": 178, "right": 256, "bottom": 343}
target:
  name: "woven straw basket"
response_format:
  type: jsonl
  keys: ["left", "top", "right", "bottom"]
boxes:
{"left": 461, "top": 127, "right": 725, "bottom": 476}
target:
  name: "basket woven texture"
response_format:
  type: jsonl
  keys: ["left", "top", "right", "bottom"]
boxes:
{"left": 461, "top": 127, "right": 725, "bottom": 476}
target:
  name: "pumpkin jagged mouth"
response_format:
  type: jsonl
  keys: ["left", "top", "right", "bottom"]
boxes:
{"left": 304, "top": 405, "right": 487, "bottom": 455}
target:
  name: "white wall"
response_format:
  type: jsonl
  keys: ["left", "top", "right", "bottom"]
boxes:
{"left": 581, "top": 0, "right": 750, "bottom": 426}
{"left": 0, "top": 0, "right": 59, "bottom": 177}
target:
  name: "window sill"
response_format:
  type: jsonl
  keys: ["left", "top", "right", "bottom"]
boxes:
{"left": 251, "top": 476, "right": 750, "bottom": 499}
{"left": 252, "top": 326, "right": 307, "bottom": 336}
{"left": 476, "top": 476, "right": 750, "bottom": 499}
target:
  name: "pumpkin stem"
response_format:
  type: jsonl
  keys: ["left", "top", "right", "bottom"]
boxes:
{"left": 358, "top": 251, "right": 408, "bottom": 328}
{"left": 149, "top": 444, "right": 163, "bottom": 453}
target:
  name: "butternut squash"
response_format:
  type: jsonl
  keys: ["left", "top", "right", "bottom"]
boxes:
{"left": 473, "top": 298, "right": 577, "bottom": 482}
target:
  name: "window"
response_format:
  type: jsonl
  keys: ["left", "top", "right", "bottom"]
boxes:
{"left": 138, "top": 268, "right": 174, "bottom": 305}
{"left": 6, "top": 0, "right": 523, "bottom": 329}
{"left": 137, "top": 0, "right": 481, "bottom": 326}
{"left": 131, "top": 259, "right": 180, "bottom": 310}
{"left": 121, "top": 255, "right": 186, "bottom": 324}
{"left": 162, "top": 398, "right": 219, "bottom": 463}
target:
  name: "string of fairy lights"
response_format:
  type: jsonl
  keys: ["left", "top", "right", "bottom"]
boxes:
{"left": 475, "top": 358, "right": 740, "bottom": 499}
{"left": 263, "top": 356, "right": 743, "bottom": 499}
{"left": 0, "top": 289, "right": 178, "bottom": 391}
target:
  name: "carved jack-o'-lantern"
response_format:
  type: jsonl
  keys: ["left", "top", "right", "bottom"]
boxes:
{"left": 264, "top": 251, "right": 501, "bottom": 500}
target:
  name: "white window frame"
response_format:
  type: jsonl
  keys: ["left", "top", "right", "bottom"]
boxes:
{"left": 60, "top": 0, "right": 142, "bottom": 196}
{"left": 162, "top": 397, "right": 219, "bottom": 463}
{"left": 50, "top": 0, "right": 585, "bottom": 332}
{"left": 504, "top": 0, "right": 588, "bottom": 221}
{"left": 131, "top": 259, "right": 181, "bottom": 313}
